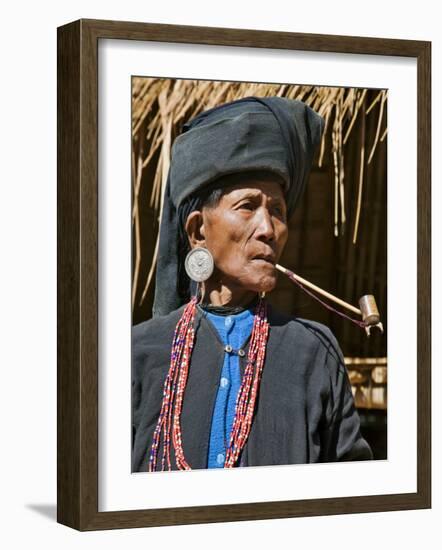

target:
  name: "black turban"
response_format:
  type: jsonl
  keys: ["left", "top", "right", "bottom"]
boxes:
{"left": 152, "top": 96, "right": 324, "bottom": 317}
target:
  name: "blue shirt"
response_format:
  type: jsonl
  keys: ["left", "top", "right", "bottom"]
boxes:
{"left": 205, "top": 308, "right": 255, "bottom": 468}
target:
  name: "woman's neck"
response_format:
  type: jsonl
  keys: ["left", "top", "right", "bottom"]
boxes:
{"left": 201, "top": 282, "right": 256, "bottom": 308}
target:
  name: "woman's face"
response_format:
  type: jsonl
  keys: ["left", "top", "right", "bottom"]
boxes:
{"left": 199, "top": 178, "right": 288, "bottom": 297}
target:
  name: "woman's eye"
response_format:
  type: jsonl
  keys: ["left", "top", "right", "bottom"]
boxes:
{"left": 272, "top": 205, "right": 284, "bottom": 217}
{"left": 239, "top": 202, "right": 254, "bottom": 211}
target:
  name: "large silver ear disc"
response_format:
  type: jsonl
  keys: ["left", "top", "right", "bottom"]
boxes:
{"left": 184, "top": 247, "right": 214, "bottom": 282}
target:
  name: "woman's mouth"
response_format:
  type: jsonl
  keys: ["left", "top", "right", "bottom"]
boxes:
{"left": 252, "top": 254, "right": 276, "bottom": 266}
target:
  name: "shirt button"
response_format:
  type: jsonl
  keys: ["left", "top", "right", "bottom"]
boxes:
{"left": 216, "top": 453, "right": 225, "bottom": 465}
{"left": 220, "top": 377, "right": 229, "bottom": 388}
{"left": 224, "top": 316, "right": 233, "bottom": 328}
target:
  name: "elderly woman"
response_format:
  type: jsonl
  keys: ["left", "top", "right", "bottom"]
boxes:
{"left": 132, "top": 96, "right": 372, "bottom": 472}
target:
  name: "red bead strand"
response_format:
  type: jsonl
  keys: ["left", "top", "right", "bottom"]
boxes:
{"left": 224, "top": 299, "right": 269, "bottom": 467}
{"left": 148, "top": 297, "right": 198, "bottom": 472}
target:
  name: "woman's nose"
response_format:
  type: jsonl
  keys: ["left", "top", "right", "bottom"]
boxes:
{"left": 255, "top": 208, "right": 275, "bottom": 241}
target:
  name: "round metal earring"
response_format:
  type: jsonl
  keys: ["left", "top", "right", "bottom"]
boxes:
{"left": 184, "top": 247, "right": 214, "bottom": 282}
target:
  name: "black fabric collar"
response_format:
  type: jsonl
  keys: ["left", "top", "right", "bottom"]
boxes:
{"left": 198, "top": 295, "right": 259, "bottom": 317}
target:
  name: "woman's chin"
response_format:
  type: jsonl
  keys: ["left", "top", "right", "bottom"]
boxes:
{"left": 261, "top": 279, "right": 277, "bottom": 293}
{"left": 250, "top": 274, "right": 277, "bottom": 294}
{"left": 219, "top": 266, "right": 277, "bottom": 296}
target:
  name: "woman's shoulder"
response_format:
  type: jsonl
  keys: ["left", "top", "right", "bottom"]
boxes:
{"left": 132, "top": 306, "right": 187, "bottom": 381}
{"left": 268, "top": 305, "right": 342, "bottom": 363}
{"left": 132, "top": 306, "right": 186, "bottom": 348}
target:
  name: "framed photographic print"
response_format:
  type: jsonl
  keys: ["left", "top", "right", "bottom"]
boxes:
{"left": 57, "top": 18, "right": 431, "bottom": 530}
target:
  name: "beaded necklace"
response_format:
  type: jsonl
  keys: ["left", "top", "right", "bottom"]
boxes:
{"left": 148, "top": 296, "right": 269, "bottom": 472}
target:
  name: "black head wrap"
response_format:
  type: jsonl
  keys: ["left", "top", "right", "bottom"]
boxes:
{"left": 153, "top": 96, "right": 324, "bottom": 317}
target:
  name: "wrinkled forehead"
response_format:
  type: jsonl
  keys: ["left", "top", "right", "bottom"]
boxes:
{"left": 215, "top": 178, "right": 287, "bottom": 204}
{"left": 203, "top": 170, "right": 287, "bottom": 204}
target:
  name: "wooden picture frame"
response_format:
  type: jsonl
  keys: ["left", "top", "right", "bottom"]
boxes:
{"left": 57, "top": 18, "right": 431, "bottom": 530}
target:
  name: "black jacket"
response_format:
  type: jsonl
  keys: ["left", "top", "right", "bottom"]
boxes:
{"left": 132, "top": 304, "right": 372, "bottom": 472}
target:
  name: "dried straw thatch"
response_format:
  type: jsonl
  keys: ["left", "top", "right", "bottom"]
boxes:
{"left": 131, "top": 78, "right": 387, "bottom": 312}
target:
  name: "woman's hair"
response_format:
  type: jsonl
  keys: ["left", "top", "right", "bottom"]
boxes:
{"left": 176, "top": 170, "right": 285, "bottom": 302}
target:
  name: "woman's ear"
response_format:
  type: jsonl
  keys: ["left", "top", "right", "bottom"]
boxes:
{"left": 185, "top": 210, "right": 206, "bottom": 248}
